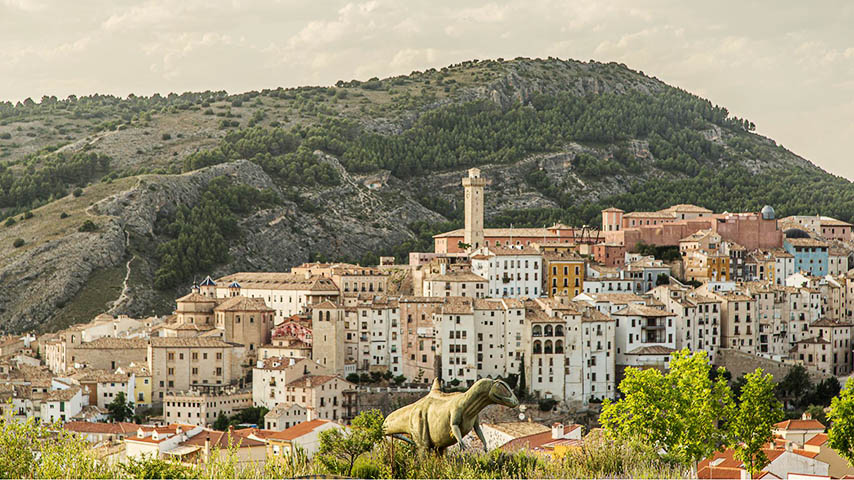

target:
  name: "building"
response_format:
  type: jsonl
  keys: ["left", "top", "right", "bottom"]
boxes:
{"left": 212, "top": 273, "right": 340, "bottom": 324}
{"left": 470, "top": 246, "right": 543, "bottom": 298}
{"left": 462, "top": 167, "right": 486, "bottom": 251}
{"left": 281, "top": 375, "right": 355, "bottom": 422}
{"left": 264, "top": 403, "right": 309, "bottom": 431}
{"left": 252, "top": 357, "right": 329, "bottom": 410}
{"left": 163, "top": 388, "right": 252, "bottom": 427}
{"left": 148, "top": 337, "right": 245, "bottom": 403}
{"left": 266, "top": 419, "right": 344, "bottom": 459}
{"left": 422, "top": 270, "right": 488, "bottom": 298}
{"left": 784, "top": 237, "right": 829, "bottom": 277}
{"left": 543, "top": 252, "right": 585, "bottom": 298}
{"left": 611, "top": 304, "right": 676, "bottom": 370}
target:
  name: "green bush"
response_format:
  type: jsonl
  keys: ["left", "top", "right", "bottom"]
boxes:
{"left": 72, "top": 187, "right": 83, "bottom": 197}
{"left": 12, "top": 238, "right": 24, "bottom": 248}
{"left": 4, "top": 217, "right": 15, "bottom": 227}
{"left": 23, "top": 211, "right": 33, "bottom": 219}
{"left": 78, "top": 220, "right": 98, "bottom": 232}
{"left": 162, "top": 132, "right": 171, "bottom": 140}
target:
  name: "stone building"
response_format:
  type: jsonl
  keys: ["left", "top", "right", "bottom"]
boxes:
{"left": 252, "top": 356, "right": 329, "bottom": 410}
{"left": 163, "top": 387, "right": 252, "bottom": 427}
{"left": 281, "top": 375, "right": 356, "bottom": 422}
{"left": 148, "top": 337, "right": 244, "bottom": 402}
{"left": 212, "top": 273, "right": 340, "bottom": 324}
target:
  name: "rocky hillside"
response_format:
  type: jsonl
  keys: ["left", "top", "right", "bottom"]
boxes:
{"left": 0, "top": 57, "right": 852, "bottom": 333}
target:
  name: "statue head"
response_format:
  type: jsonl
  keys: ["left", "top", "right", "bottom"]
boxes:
{"left": 487, "top": 379, "right": 519, "bottom": 408}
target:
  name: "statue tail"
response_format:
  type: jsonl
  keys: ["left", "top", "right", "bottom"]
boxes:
{"left": 431, "top": 378, "right": 441, "bottom": 393}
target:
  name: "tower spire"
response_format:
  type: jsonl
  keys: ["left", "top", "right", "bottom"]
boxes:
{"left": 462, "top": 168, "right": 486, "bottom": 252}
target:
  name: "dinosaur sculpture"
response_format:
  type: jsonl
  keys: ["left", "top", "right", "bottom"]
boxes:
{"left": 383, "top": 378, "right": 519, "bottom": 453}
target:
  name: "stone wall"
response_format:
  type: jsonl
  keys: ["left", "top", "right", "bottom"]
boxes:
{"left": 713, "top": 348, "right": 830, "bottom": 382}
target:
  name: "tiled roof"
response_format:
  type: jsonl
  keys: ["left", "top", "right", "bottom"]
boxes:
{"left": 482, "top": 422, "right": 549, "bottom": 438}
{"left": 63, "top": 421, "right": 137, "bottom": 435}
{"left": 175, "top": 292, "right": 217, "bottom": 303}
{"left": 216, "top": 272, "right": 339, "bottom": 292}
{"left": 182, "top": 429, "right": 265, "bottom": 448}
{"left": 74, "top": 337, "right": 148, "bottom": 349}
{"left": 427, "top": 272, "right": 487, "bottom": 282}
{"left": 150, "top": 337, "right": 235, "bottom": 348}
{"left": 623, "top": 211, "right": 676, "bottom": 219}
{"left": 774, "top": 419, "right": 825, "bottom": 431}
{"left": 269, "top": 419, "right": 336, "bottom": 441}
{"left": 433, "top": 228, "right": 557, "bottom": 239}
{"left": 660, "top": 204, "right": 713, "bottom": 214}
{"left": 786, "top": 238, "right": 828, "bottom": 248}
{"left": 612, "top": 304, "right": 670, "bottom": 317}
{"left": 285, "top": 375, "right": 342, "bottom": 389}
{"left": 215, "top": 296, "right": 274, "bottom": 312}
{"left": 45, "top": 386, "right": 81, "bottom": 401}
{"left": 805, "top": 433, "right": 827, "bottom": 446}
{"left": 627, "top": 346, "right": 676, "bottom": 355}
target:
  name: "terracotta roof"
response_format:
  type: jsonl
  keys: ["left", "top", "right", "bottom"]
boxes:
{"left": 774, "top": 419, "right": 825, "bottom": 431}
{"left": 45, "top": 386, "right": 81, "bottom": 401}
{"left": 623, "top": 211, "right": 676, "bottom": 219}
{"left": 660, "top": 204, "right": 713, "bottom": 213}
{"left": 62, "top": 421, "right": 137, "bottom": 435}
{"left": 285, "top": 375, "right": 344, "bottom": 389}
{"left": 182, "top": 429, "right": 265, "bottom": 448}
{"left": 269, "top": 419, "right": 336, "bottom": 441}
{"left": 175, "top": 292, "right": 217, "bottom": 304}
{"left": 500, "top": 428, "right": 580, "bottom": 452}
{"left": 433, "top": 228, "right": 557, "bottom": 239}
{"left": 819, "top": 217, "right": 852, "bottom": 226}
{"left": 482, "top": 422, "right": 549, "bottom": 438}
{"left": 427, "top": 272, "right": 486, "bottom": 282}
{"left": 805, "top": 433, "right": 827, "bottom": 446}
{"left": 796, "top": 336, "right": 831, "bottom": 345}
{"left": 215, "top": 296, "right": 274, "bottom": 312}
{"left": 794, "top": 449, "right": 820, "bottom": 459}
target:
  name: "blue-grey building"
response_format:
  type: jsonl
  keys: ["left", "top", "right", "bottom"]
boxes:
{"left": 783, "top": 237, "right": 828, "bottom": 277}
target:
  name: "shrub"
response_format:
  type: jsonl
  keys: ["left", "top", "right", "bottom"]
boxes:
{"left": 346, "top": 373, "right": 361, "bottom": 383}
{"left": 162, "top": 133, "right": 171, "bottom": 140}
{"left": 23, "top": 211, "right": 33, "bottom": 219}
{"left": 0, "top": 132, "right": 10, "bottom": 139}
{"left": 13, "top": 238, "right": 24, "bottom": 248}
{"left": 60, "top": 212, "right": 69, "bottom": 219}
{"left": 78, "top": 220, "right": 98, "bottom": 232}
{"left": 72, "top": 187, "right": 83, "bottom": 197}
{"left": 538, "top": 398, "right": 557, "bottom": 411}
{"left": 4, "top": 217, "right": 15, "bottom": 227}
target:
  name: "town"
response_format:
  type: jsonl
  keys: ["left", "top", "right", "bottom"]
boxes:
{"left": 3, "top": 167, "right": 854, "bottom": 478}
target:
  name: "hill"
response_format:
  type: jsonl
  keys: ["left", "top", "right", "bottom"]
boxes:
{"left": 1, "top": 56, "right": 853, "bottom": 333}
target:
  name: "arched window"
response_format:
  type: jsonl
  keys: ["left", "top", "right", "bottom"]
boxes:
{"left": 555, "top": 325, "right": 564, "bottom": 337}
{"left": 555, "top": 340, "right": 564, "bottom": 354}
{"left": 544, "top": 325, "right": 553, "bottom": 337}
{"left": 544, "top": 340, "right": 553, "bottom": 354}
{"left": 532, "top": 325, "right": 542, "bottom": 337}
{"left": 533, "top": 340, "right": 542, "bottom": 354}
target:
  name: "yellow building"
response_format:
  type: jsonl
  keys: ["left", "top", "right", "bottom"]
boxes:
{"left": 543, "top": 253, "right": 585, "bottom": 298}
{"left": 119, "top": 364, "right": 152, "bottom": 408}
{"left": 707, "top": 253, "right": 730, "bottom": 281}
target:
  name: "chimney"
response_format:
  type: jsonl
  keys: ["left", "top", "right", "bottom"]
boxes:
{"left": 306, "top": 407, "right": 314, "bottom": 421}
{"left": 785, "top": 441, "right": 793, "bottom": 452}
{"left": 552, "top": 422, "right": 563, "bottom": 440}
{"left": 802, "top": 411, "right": 812, "bottom": 420}
{"left": 204, "top": 435, "right": 211, "bottom": 462}
{"left": 306, "top": 377, "right": 312, "bottom": 388}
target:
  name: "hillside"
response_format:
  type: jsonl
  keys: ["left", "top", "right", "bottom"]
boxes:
{"left": 1, "top": 56, "right": 853, "bottom": 333}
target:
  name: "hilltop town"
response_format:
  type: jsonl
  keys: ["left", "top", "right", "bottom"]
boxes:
{"left": 2, "top": 166, "right": 854, "bottom": 477}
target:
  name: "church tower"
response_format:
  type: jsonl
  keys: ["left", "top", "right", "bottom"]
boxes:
{"left": 463, "top": 168, "right": 486, "bottom": 251}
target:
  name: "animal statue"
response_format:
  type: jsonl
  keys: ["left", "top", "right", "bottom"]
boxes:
{"left": 383, "top": 377, "right": 519, "bottom": 454}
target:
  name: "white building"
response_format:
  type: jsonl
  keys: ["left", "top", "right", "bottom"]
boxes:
{"left": 210, "top": 273, "right": 340, "bottom": 324}
{"left": 471, "top": 246, "right": 543, "bottom": 298}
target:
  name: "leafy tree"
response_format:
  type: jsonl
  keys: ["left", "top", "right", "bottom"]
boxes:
{"left": 777, "top": 365, "right": 812, "bottom": 409}
{"left": 346, "top": 373, "right": 361, "bottom": 384}
{"left": 729, "top": 368, "right": 783, "bottom": 477}
{"left": 72, "top": 187, "right": 83, "bottom": 197}
{"left": 317, "top": 409, "right": 384, "bottom": 476}
{"left": 809, "top": 377, "right": 842, "bottom": 407}
{"left": 600, "top": 349, "right": 731, "bottom": 468}
{"left": 828, "top": 378, "right": 854, "bottom": 466}
{"left": 393, "top": 375, "right": 406, "bottom": 386}
{"left": 213, "top": 413, "right": 229, "bottom": 431}
{"left": 804, "top": 405, "right": 828, "bottom": 426}
{"left": 106, "top": 391, "right": 135, "bottom": 423}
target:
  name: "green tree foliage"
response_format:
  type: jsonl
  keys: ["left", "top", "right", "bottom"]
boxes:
{"left": 106, "top": 391, "right": 135, "bottom": 422}
{"left": 729, "top": 368, "right": 784, "bottom": 477}
{"left": 78, "top": 219, "right": 98, "bottom": 232}
{"left": 0, "top": 151, "right": 108, "bottom": 211}
{"left": 600, "top": 349, "right": 732, "bottom": 467}
{"left": 316, "top": 409, "right": 385, "bottom": 477}
{"left": 12, "top": 238, "right": 23, "bottom": 248}
{"left": 182, "top": 126, "right": 339, "bottom": 186}
{"left": 153, "top": 177, "right": 279, "bottom": 289}
{"left": 828, "top": 378, "right": 854, "bottom": 466}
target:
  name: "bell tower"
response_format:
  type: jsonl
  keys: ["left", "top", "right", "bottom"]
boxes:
{"left": 463, "top": 168, "right": 486, "bottom": 251}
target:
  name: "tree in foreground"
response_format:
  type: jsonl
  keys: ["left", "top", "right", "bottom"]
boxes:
{"left": 828, "top": 378, "right": 854, "bottom": 466}
{"left": 600, "top": 349, "right": 732, "bottom": 469}
{"left": 106, "top": 391, "right": 135, "bottom": 423}
{"left": 316, "top": 409, "right": 384, "bottom": 476}
{"left": 729, "top": 368, "right": 783, "bottom": 477}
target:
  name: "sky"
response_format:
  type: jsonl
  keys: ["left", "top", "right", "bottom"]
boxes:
{"left": 1, "top": 0, "right": 853, "bottom": 178}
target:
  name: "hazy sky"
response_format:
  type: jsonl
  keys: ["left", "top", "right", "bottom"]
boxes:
{"left": 2, "top": 1, "right": 852, "bottom": 178}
